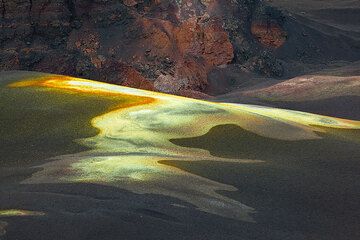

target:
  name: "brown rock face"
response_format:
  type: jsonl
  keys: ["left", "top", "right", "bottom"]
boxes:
{"left": 128, "top": 13, "right": 234, "bottom": 94}
{"left": 0, "top": 0, "right": 299, "bottom": 97}
{"left": 251, "top": 21, "right": 287, "bottom": 48}
{"left": 175, "top": 17, "right": 234, "bottom": 67}
{"left": 2, "top": 0, "right": 359, "bottom": 97}
{"left": 123, "top": 0, "right": 139, "bottom": 7}
{"left": 119, "top": 64, "right": 155, "bottom": 91}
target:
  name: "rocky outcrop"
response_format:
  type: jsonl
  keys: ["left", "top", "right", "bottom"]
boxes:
{"left": 251, "top": 21, "right": 287, "bottom": 48}
{"left": 1, "top": 0, "right": 358, "bottom": 97}
{"left": 0, "top": 0, "right": 236, "bottom": 95}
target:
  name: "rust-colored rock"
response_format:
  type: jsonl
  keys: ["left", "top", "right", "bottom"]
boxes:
{"left": 123, "top": 0, "right": 139, "bottom": 7}
{"left": 132, "top": 13, "right": 233, "bottom": 95}
{"left": 203, "top": 19, "right": 234, "bottom": 66}
{"left": 97, "top": 61, "right": 154, "bottom": 91}
{"left": 251, "top": 21, "right": 287, "bottom": 48}
{"left": 119, "top": 65, "right": 155, "bottom": 91}
{"left": 1, "top": 0, "right": 315, "bottom": 98}
{"left": 177, "top": 89, "right": 212, "bottom": 99}
{"left": 174, "top": 17, "right": 234, "bottom": 67}
{"left": 34, "top": 51, "right": 77, "bottom": 76}
{"left": 67, "top": 28, "right": 100, "bottom": 56}
{"left": 174, "top": 58, "right": 208, "bottom": 91}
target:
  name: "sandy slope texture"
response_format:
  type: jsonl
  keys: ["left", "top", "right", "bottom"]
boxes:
{"left": 1, "top": 71, "right": 360, "bottom": 240}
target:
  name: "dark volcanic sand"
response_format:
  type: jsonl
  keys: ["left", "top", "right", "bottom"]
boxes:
{"left": 1, "top": 122, "right": 359, "bottom": 240}
{"left": 168, "top": 124, "right": 360, "bottom": 240}
{"left": 272, "top": 96, "right": 360, "bottom": 120}
{"left": 0, "top": 71, "right": 124, "bottom": 167}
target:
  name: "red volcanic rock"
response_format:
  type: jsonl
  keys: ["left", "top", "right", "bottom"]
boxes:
{"left": 0, "top": 1, "right": 236, "bottom": 94}
{"left": 131, "top": 13, "right": 233, "bottom": 95}
{"left": 153, "top": 58, "right": 208, "bottom": 94}
{"left": 177, "top": 89, "right": 212, "bottom": 99}
{"left": 174, "top": 17, "right": 233, "bottom": 67}
{"left": 0, "top": 0, "right": 298, "bottom": 97}
{"left": 175, "top": 19, "right": 203, "bottom": 57}
{"left": 140, "top": 18, "right": 173, "bottom": 56}
{"left": 123, "top": 0, "right": 139, "bottom": 7}
{"left": 98, "top": 61, "right": 155, "bottom": 91}
{"left": 251, "top": 21, "right": 287, "bottom": 48}
{"left": 203, "top": 19, "right": 234, "bottom": 66}
{"left": 174, "top": 58, "right": 208, "bottom": 91}
{"left": 120, "top": 65, "right": 155, "bottom": 91}
{"left": 67, "top": 27, "right": 104, "bottom": 69}
{"left": 67, "top": 28, "right": 100, "bottom": 57}
{"left": 34, "top": 51, "right": 77, "bottom": 76}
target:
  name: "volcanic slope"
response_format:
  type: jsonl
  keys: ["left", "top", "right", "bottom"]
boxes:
{"left": 0, "top": 71, "right": 360, "bottom": 240}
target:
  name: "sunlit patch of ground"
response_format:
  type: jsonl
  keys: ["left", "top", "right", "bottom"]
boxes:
{"left": 2, "top": 72, "right": 360, "bottom": 222}
{"left": 0, "top": 209, "right": 45, "bottom": 217}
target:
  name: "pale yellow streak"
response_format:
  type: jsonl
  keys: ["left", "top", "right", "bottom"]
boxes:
{"left": 226, "top": 103, "right": 359, "bottom": 129}
{"left": 0, "top": 209, "right": 45, "bottom": 217}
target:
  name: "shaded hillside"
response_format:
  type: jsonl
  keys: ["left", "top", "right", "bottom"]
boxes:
{"left": 1, "top": 71, "right": 360, "bottom": 240}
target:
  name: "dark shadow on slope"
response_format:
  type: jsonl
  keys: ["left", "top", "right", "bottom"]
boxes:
{"left": 166, "top": 124, "right": 360, "bottom": 240}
